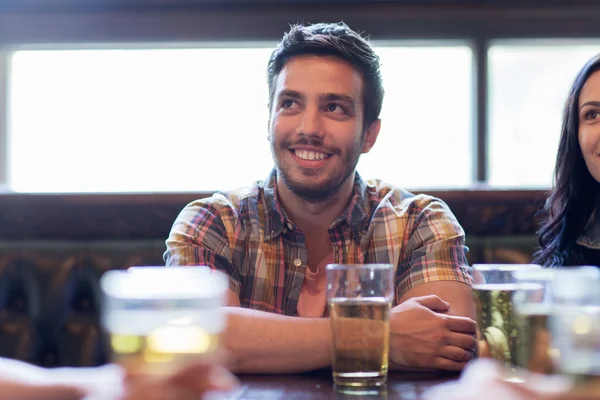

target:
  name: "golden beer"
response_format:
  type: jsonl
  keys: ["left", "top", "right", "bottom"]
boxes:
{"left": 515, "top": 306, "right": 554, "bottom": 374}
{"left": 474, "top": 282, "right": 548, "bottom": 376}
{"left": 100, "top": 267, "right": 229, "bottom": 377}
{"left": 329, "top": 297, "right": 390, "bottom": 387}
{"left": 110, "top": 326, "right": 220, "bottom": 375}
{"left": 473, "top": 284, "right": 519, "bottom": 365}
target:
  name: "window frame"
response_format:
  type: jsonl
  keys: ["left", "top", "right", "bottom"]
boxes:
{"left": 0, "top": 1, "right": 598, "bottom": 239}
{"left": 2, "top": 2, "right": 599, "bottom": 191}
{"left": 4, "top": 40, "right": 475, "bottom": 192}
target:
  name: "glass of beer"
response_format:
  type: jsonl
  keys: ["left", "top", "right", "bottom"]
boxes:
{"left": 512, "top": 268, "right": 556, "bottom": 375}
{"left": 472, "top": 264, "right": 541, "bottom": 380}
{"left": 549, "top": 267, "right": 600, "bottom": 382}
{"left": 100, "top": 266, "right": 229, "bottom": 376}
{"left": 326, "top": 264, "right": 394, "bottom": 388}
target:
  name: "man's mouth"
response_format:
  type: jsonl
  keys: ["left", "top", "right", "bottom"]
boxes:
{"left": 291, "top": 149, "right": 331, "bottom": 161}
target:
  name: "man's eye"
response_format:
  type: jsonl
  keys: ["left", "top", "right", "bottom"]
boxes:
{"left": 326, "top": 103, "right": 343, "bottom": 113}
{"left": 282, "top": 100, "right": 295, "bottom": 108}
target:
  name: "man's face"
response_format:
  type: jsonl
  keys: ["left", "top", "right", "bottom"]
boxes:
{"left": 268, "top": 55, "right": 379, "bottom": 202}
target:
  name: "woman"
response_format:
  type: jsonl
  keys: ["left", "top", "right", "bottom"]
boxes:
{"left": 535, "top": 53, "right": 600, "bottom": 267}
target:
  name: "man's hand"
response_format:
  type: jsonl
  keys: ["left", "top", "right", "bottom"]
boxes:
{"left": 0, "top": 356, "right": 239, "bottom": 400}
{"left": 389, "top": 295, "right": 477, "bottom": 371}
{"left": 0, "top": 380, "right": 86, "bottom": 400}
{"left": 121, "top": 361, "right": 239, "bottom": 400}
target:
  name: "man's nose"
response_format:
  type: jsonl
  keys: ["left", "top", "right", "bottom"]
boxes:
{"left": 296, "top": 106, "right": 324, "bottom": 138}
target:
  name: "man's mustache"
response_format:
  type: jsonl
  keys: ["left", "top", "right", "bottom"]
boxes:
{"left": 282, "top": 137, "right": 341, "bottom": 155}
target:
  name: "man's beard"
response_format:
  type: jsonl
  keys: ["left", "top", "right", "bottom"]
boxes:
{"left": 270, "top": 135, "right": 363, "bottom": 202}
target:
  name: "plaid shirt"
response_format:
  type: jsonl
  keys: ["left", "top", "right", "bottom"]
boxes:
{"left": 164, "top": 169, "right": 473, "bottom": 316}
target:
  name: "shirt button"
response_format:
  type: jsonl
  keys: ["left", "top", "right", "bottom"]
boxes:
{"left": 287, "top": 222, "right": 293, "bottom": 230}
{"left": 293, "top": 258, "right": 302, "bottom": 267}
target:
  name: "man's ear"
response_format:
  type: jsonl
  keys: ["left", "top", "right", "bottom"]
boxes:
{"left": 267, "top": 107, "right": 273, "bottom": 142}
{"left": 361, "top": 119, "right": 381, "bottom": 154}
{"left": 267, "top": 121, "right": 271, "bottom": 142}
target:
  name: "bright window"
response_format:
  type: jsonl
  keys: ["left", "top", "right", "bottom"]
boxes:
{"left": 360, "top": 44, "right": 473, "bottom": 189}
{"left": 488, "top": 42, "right": 600, "bottom": 187}
{"left": 7, "top": 44, "right": 473, "bottom": 192}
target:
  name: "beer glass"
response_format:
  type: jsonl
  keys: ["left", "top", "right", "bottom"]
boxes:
{"left": 550, "top": 267, "right": 600, "bottom": 381}
{"left": 472, "top": 264, "right": 541, "bottom": 378}
{"left": 100, "top": 266, "right": 229, "bottom": 375}
{"left": 512, "top": 268, "right": 555, "bottom": 375}
{"left": 326, "top": 264, "right": 394, "bottom": 388}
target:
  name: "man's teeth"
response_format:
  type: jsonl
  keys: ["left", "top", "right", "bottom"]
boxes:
{"left": 295, "top": 150, "right": 327, "bottom": 160}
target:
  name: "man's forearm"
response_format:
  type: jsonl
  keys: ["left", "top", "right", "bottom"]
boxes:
{"left": 389, "top": 360, "right": 436, "bottom": 372}
{"left": 222, "top": 307, "right": 332, "bottom": 374}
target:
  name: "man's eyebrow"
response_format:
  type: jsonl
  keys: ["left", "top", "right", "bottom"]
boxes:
{"left": 321, "top": 93, "right": 356, "bottom": 108}
{"left": 276, "top": 90, "right": 303, "bottom": 100}
{"left": 580, "top": 100, "right": 600, "bottom": 111}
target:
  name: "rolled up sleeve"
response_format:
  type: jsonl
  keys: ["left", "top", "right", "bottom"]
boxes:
{"left": 396, "top": 197, "right": 473, "bottom": 300}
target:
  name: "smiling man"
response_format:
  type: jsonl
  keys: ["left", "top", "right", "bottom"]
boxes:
{"left": 165, "top": 22, "right": 476, "bottom": 374}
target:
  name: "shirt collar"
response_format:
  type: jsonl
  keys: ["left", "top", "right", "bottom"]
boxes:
{"left": 262, "top": 169, "right": 369, "bottom": 241}
{"left": 331, "top": 172, "right": 369, "bottom": 240}
{"left": 576, "top": 214, "right": 600, "bottom": 250}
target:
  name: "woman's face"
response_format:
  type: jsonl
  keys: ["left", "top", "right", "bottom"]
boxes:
{"left": 578, "top": 70, "right": 600, "bottom": 183}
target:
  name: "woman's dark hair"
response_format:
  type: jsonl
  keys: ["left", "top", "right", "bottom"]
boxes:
{"left": 534, "top": 53, "right": 600, "bottom": 266}
{"left": 267, "top": 22, "right": 384, "bottom": 129}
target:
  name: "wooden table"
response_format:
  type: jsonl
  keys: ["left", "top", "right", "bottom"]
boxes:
{"left": 222, "top": 369, "right": 460, "bottom": 400}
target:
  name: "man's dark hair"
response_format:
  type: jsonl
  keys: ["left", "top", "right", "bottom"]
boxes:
{"left": 267, "top": 22, "right": 384, "bottom": 129}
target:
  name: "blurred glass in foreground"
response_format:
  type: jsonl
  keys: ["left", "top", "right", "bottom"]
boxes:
{"left": 550, "top": 267, "right": 600, "bottom": 384}
{"left": 100, "top": 266, "right": 228, "bottom": 375}
{"left": 472, "top": 264, "right": 542, "bottom": 381}
{"left": 512, "top": 268, "right": 556, "bottom": 376}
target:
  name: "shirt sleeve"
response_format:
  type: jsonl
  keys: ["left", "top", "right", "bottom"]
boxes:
{"left": 396, "top": 196, "right": 473, "bottom": 301}
{"left": 163, "top": 199, "right": 242, "bottom": 296}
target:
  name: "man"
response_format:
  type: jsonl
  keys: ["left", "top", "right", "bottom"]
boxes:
{"left": 165, "top": 22, "right": 476, "bottom": 373}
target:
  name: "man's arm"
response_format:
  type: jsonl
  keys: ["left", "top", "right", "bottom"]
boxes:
{"left": 389, "top": 281, "right": 476, "bottom": 371}
{"left": 223, "top": 281, "right": 473, "bottom": 374}
{"left": 398, "top": 280, "right": 475, "bottom": 319}
{"left": 165, "top": 201, "right": 333, "bottom": 375}
{"left": 222, "top": 290, "right": 332, "bottom": 374}
{"left": 388, "top": 196, "right": 477, "bottom": 371}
